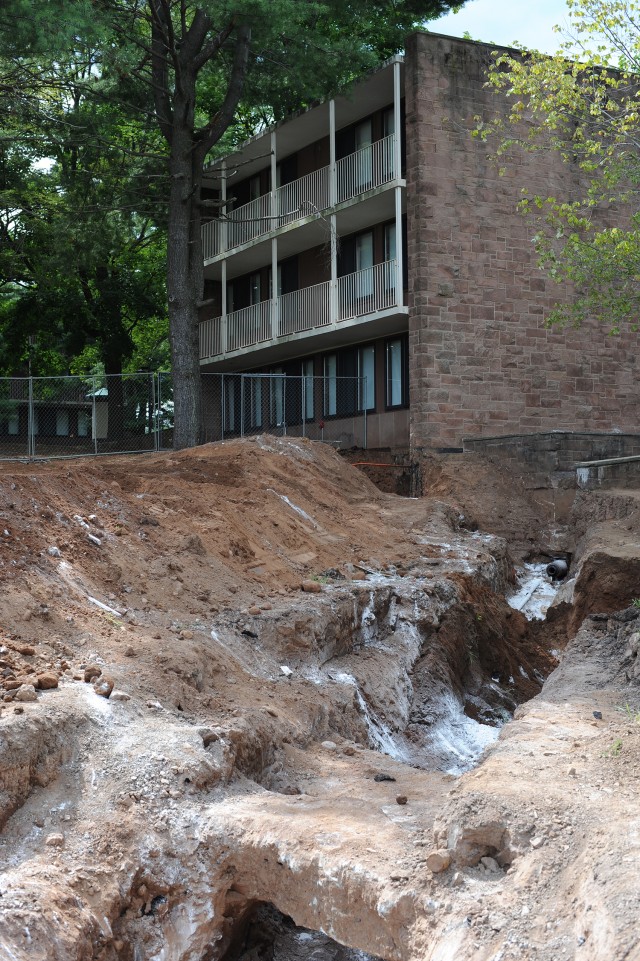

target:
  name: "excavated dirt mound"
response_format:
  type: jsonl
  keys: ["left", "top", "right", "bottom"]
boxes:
{"left": 0, "top": 437, "right": 639, "bottom": 961}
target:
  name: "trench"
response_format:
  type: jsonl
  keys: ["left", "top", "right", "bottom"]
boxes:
{"left": 114, "top": 549, "right": 566, "bottom": 961}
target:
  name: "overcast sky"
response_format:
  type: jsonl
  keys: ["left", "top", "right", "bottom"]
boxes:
{"left": 432, "top": 0, "right": 572, "bottom": 53}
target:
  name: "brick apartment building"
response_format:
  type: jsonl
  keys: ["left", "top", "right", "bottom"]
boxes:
{"left": 199, "top": 32, "right": 639, "bottom": 451}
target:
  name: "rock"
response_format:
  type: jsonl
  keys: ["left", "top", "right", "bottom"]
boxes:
{"left": 45, "top": 833, "right": 64, "bottom": 847}
{"left": 93, "top": 675, "right": 114, "bottom": 698}
{"left": 426, "top": 850, "right": 451, "bottom": 874}
{"left": 374, "top": 773, "right": 396, "bottom": 782}
{"left": 87, "top": 534, "right": 102, "bottom": 546}
{"left": 567, "top": 765, "right": 577, "bottom": 776}
{"left": 181, "top": 534, "right": 206, "bottom": 555}
{"left": 13, "top": 706, "right": 24, "bottom": 714}
{"left": 124, "top": 646, "right": 136, "bottom": 657}
{"left": 280, "top": 665, "right": 293, "bottom": 677}
{"left": 248, "top": 606, "right": 261, "bottom": 615}
{"left": 14, "top": 684, "right": 37, "bottom": 702}
{"left": 200, "top": 729, "right": 219, "bottom": 747}
{"left": 593, "top": 711, "right": 602, "bottom": 720}
{"left": 37, "top": 672, "right": 59, "bottom": 690}
{"left": 530, "top": 836, "right": 544, "bottom": 849}
{"left": 179, "top": 630, "right": 194, "bottom": 639}
{"left": 321, "top": 740, "right": 337, "bottom": 750}
{"left": 480, "top": 856, "right": 500, "bottom": 873}
{"left": 396, "top": 795, "right": 408, "bottom": 805}
{"left": 351, "top": 570, "right": 367, "bottom": 581}
{"left": 4, "top": 679, "right": 22, "bottom": 691}
{"left": 84, "top": 665, "right": 102, "bottom": 682}
{"left": 260, "top": 603, "right": 272, "bottom": 611}
{"left": 343, "top": 745, "right": 356, "bottom": 756}
{"left": 110, "top": 690, "right": 131, "bottom": 702}
{"left": 301, "top": 580, "right": 322, "bottom": 593}
{"left": 47, "top": 546, "right": 61, "bottom": 557}
{"left": 16, "top": 644, "right": 35, "bottom": 656}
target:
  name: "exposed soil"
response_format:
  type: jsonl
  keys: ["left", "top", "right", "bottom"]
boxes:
{"left": 0, "top": 437, "right": 638, "bottom": 961}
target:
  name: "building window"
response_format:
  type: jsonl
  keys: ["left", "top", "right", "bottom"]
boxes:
{"left": 303, "top": 359, "right": 314, "bottom": 421}
{"left": 78, "top": 410, "right": 91, "bottom": 437}
{"left": 249, "top": 272, "right": 261, "bottom": 305}
{"left": 322, "top": 346, "right": 373, "bottom": 417}
{"left": 354, "top": 118, "right": 373, "bottom": 192}
{"left": 323, "top": 354, "right": 337, "bottom": 417}
{"left": 270, "top": 367, "right": 285, "bottom": 427}
{"left": 355, "top": 231, "right": 374, "bottom": 297}
{"left": 56, "top": 410, "right": 69, "bottom": 436}
{"left": 358, "top": 344, "right": 375, "bottom": 412}
{"left": 386, "top": 336, "right": 408, "bottom": 408}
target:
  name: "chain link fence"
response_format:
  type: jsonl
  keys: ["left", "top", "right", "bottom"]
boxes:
{"left": 0, "top": 372, "right": 367, "bottom": 460}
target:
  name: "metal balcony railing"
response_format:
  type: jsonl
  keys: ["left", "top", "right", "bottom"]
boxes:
{"left": 227, "top": 300, "right": 273, "bottom": 352}
{"left": 338, "top": 260, "right": 397, "bottom": 321}
{"left": 336, "top": 135, "right": 396, "bottom": 204}
{"left": 278, "top": 281, "right": 331, "bottom": 336}
{"left": 199, "top": 315, "right": 222, "bottom": 360}
{"left": 202, "top": 136, "right": 397, "bottom": 260}
{"left": 200, "top": 260, "right": 399, "bottom": 359}
{"left": 277, "top": 166, "right": 331, "bottom": 226}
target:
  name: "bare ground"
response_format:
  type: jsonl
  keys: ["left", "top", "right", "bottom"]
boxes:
{"left": 0, "top": 436, "right": 638, "bottom": 961}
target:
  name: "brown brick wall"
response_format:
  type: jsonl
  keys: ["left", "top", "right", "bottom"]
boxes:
{"left": 405, "top": 33, "right": 640, "bottom": 449}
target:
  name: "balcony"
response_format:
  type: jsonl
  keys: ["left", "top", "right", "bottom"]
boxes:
{"left": 200, "top": 260, "right": 401, "bottom": 361}
{"left": 202, "top": 135, "right": 398, "bottom": 262}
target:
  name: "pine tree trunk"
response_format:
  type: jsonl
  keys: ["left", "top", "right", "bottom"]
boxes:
{"left": 167, "top": 117, "right": 203, "bottom": 451}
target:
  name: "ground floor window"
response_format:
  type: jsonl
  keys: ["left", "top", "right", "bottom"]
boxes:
{"left": 358, "top": 344, "right": 375, "bottom": 412}
{"left": 385, "top": 335, "right": 408, "bottom": 408}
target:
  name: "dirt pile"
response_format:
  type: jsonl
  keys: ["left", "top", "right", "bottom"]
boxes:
{"left": 0, "top": 437, "right": 638, "bottom": 961}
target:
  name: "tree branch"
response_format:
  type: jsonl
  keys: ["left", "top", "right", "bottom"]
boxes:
{"left": 196, "top": 24, "right": 251, "bottom": 160}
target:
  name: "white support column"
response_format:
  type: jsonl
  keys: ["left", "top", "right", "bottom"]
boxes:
{"left": 393, "top": 59, "right": 402, "bottom": 181}
{"left": 270, "top": 131, "right": 277, "bottom": 229}
{"left": 221, "top": 260, "right": 228, "bottom": 354}
{"left": 393, "top": 60, "right": 403, "bottom": 308}
{"left": 221, "top": 160, "right": 228, "bottom": 254}
{"left": 271, "top": 131, "right": 278, "bottom": 341}
{"left": 271, "top": 236, "right": 278, "bottom": 340}
{"left": 329, "top": 99, "right": 336, "bottom": 206}
{"left": 330, "top": 213, "right": 338, "bottom": 325}
{"left": 329, "top": 100, "right": 338, "bottom": 324}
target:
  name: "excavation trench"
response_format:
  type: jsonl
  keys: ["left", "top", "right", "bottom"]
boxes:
{"left": 117, "top": 553, "right": 564, "bottom": 961}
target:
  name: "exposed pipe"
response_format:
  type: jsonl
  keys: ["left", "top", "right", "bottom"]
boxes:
{"left": 546, "top": 559, "right": 568, "bottom": 580}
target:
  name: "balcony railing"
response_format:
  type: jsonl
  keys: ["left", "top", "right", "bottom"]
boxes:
{"left": 203, "top": 135, "right": 397, "bottom": 260}
{"left": 338, "top": 260, "right": 398, "bottom": 321}
{"left": 279, "top": 280, "right": 331, "bottom": 336}
{"left": 336, "top": 135, "right": 395, "bottom": 204}
{"left": 200, "top": 260, "right": 399, "bottom": 360}
{"left": 277, "top": 166, "right": 331, "bottom": 226}
{"left": 227, "top": 300, "right": 273, "bottom": 352}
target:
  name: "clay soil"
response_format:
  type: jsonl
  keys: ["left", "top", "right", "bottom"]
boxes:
{"left": 0, "top": 436, "right": 639, "bottom": 961}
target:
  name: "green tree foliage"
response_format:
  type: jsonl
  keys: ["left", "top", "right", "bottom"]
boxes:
{"left": 0, "top": 37, "right": 168, "bottom": 373}
{"left": 478, "top": 0, "right": 640, "bottom": 333}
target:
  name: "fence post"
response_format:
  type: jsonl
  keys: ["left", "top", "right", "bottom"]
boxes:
{"left": 240, "top": 373, "right": 245, "bottom": 438}
{"left": 27, "top": 376, "right": 34, "bottom": 459}
{"left": 92, "top": 376, "right": 98, "bottom": 454}
{"left": 282, "top": 374, "right": 286, "bottom": 435}
{"left": 302, "top": 375, "right": 306, "bottom": 438}
{"left": 152, "top": 373, "right": 158, "bottom": 451}
{"left": 221, "top": 374, "right": 225, "bottom": 442}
